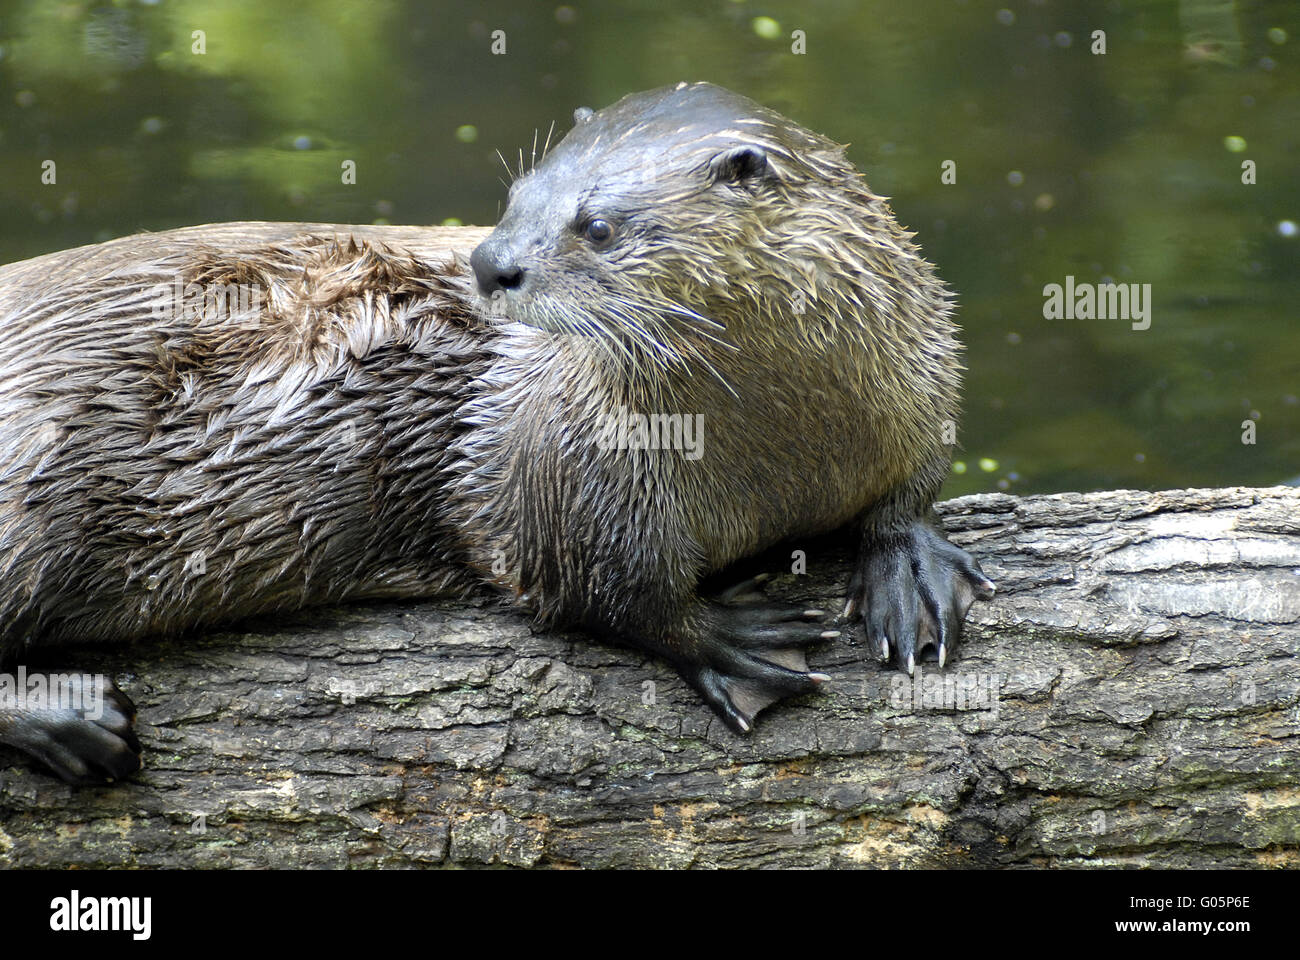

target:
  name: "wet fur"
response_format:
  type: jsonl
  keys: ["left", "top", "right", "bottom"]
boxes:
{"left": 463, "top": 84, "right": 962, "bottom": 653}
{"left": 0, "top": 83, "right": 972, "bottom": 767}
{"left": 0, "top": 231, "right": 495, "bottom": 656}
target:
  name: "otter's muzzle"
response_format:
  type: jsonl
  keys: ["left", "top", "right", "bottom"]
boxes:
{"left": 470, "top": 238, "right": 526, "bottom": 298}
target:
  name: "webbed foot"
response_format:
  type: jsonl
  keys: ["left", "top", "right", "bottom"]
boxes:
{"left": 0, "top": 675, "right": 141, "bottom": 785}
{"left": 843, "top": 521, "right": 995, "bottom": 673}
{"left": 674, "top": 575, "right": 836, "bottom": 734}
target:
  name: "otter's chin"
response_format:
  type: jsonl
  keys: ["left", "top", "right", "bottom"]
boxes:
{"left": 480, "top": 293, "right": 603, "bottom": 336}
{"left": 514, "top": 314, "right": 582, "bottom": 335}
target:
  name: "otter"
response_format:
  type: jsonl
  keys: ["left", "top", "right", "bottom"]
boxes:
{"left": 0, "top": 82, "right": 992, "bottom": 784}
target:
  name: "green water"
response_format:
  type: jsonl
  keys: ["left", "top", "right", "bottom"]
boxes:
{"left": 0, "top": 0, "right": 1296, "bottom": 496}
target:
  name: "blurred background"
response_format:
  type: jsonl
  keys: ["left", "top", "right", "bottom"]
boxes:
{"left": 0, "top": 0, "right": 1296, "bottom": 497}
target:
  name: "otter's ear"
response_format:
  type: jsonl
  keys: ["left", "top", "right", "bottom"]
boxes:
{"left": 710, "top": 145, "right": 770, "bottom": 188}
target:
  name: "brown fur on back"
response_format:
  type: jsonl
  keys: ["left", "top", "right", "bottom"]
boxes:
{"left": 0, "top": 225, "right": 494, "bottom": 656}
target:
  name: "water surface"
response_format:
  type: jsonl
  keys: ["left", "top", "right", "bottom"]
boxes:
{"left": 1, "top": 0, "right": 1296, "bottom": 495}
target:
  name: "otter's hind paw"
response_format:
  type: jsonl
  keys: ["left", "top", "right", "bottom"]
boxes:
{"left": 844, "top": 522, "right": 994, "bottom": 673}
{"left": 678, "top": 579, "right": 837, "bottom": 734}
{"left": 0, "top": 678, "right": 141, "bottom": 785}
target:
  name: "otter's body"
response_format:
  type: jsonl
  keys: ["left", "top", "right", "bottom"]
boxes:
{"left": 0, "top": 224, "right": 500, "bottom": 646}
{"left": 0, "top": 84, "right": 991, "bottom": 784}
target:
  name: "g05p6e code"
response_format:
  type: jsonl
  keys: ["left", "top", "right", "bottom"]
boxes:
{"left": 1200, "top": 897, "right": 1250, "bottom": 908}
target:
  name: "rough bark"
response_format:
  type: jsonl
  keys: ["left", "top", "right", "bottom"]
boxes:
{"left": 1, "top": 486, "right": 1297, "bottom": 868}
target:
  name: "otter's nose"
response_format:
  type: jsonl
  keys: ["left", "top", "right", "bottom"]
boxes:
{"left": 470, "top": 239, "right": 526, "bottom": 297}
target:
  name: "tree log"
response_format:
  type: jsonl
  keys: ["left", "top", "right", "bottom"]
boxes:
{"left": 1, "top": 486, "right": 1297, "bottom": 868}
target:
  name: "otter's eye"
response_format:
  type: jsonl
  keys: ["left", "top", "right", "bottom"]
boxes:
{"left": 583, "top": 219, "right": 614, "bottom": 246}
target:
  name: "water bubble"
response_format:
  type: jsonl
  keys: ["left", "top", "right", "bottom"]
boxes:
{"left": 1007, "top": 170, "right": 1025, "bottom": 186}
{"left": 1268, "top": 27, "right": 1287, "bottom": 45}
{"left": 455, "top": 124, "right": 478, "bottom": 144}
{"left": 1223, "top": 135, "right": 1247, "bottom": 153}
{"left": 293, "top": 135, "right": 312, "bottom": 150}
{"left": 752, "top": 16, "right": 781, "bottom": 40}
{"left": 979, "top": 458, "right": 999, "bottom": 472}
{"left": 996, "top": 9, "right": 1015, "bottom": 26}
{"left": 1277, "top": 220, "right": 1297, "bottom": 238}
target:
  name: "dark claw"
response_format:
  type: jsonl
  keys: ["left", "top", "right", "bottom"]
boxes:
{"left": 676, "top": 580, "right": 838, "bottom": 733}
{"left": 715, "top": 573, "right": 771, "bottom": 604}
{"left": 850, "top": 521, "right": 994, "bottom": 672}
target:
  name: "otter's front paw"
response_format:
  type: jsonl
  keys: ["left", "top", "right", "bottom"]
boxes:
{"left": 675, "top": 577, "right": 836, "bottom": 734}
{"left": 0, "top": 678, "right": 141, "bottom": 785}
{"left": 844, "top": 522, "right": 995, "bottom": 673}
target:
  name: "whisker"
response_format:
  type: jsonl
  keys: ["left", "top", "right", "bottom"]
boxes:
{"left": 606, "top": 293, "right": 739, "bottom": 397}
{"left": 495, "top": 149, "right": 514, "bottom": 183}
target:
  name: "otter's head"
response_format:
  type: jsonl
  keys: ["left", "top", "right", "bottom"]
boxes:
{"left": 470, "top": 82, "right": 881, "bottom": 361}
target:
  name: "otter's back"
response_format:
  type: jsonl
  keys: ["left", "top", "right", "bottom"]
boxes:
{"left": 0, "top": 223, "right": 493, "bottom": 654}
